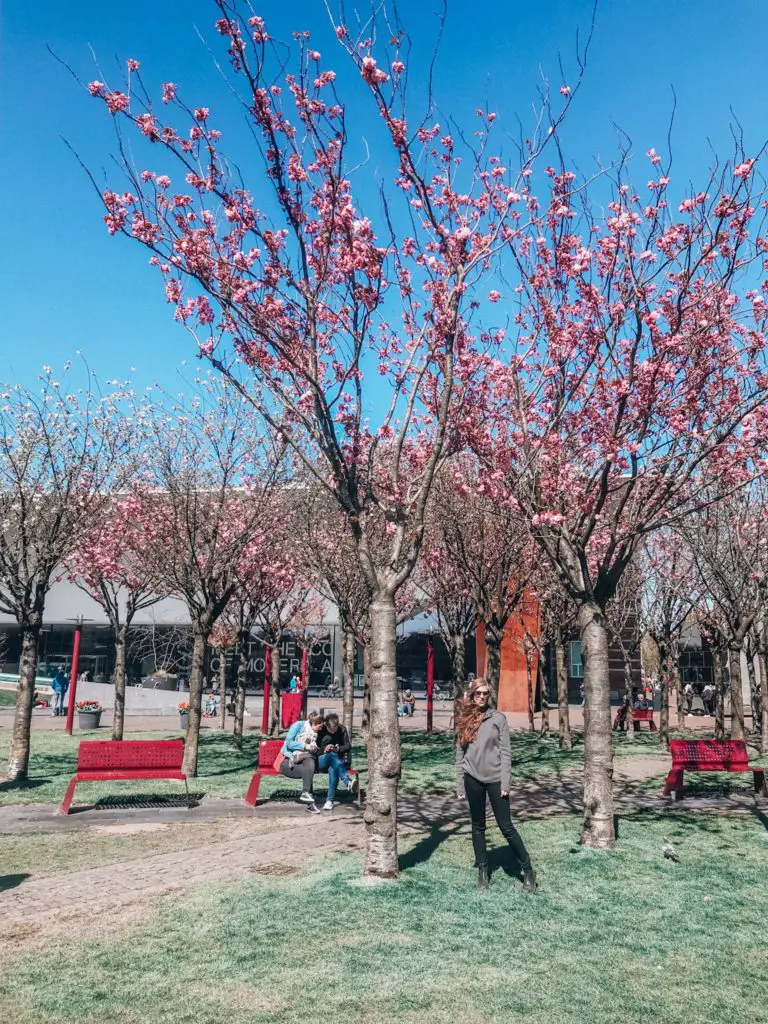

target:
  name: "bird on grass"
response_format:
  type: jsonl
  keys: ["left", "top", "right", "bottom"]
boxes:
{"left": 662, "top": 840, "right": 680, "bottom": 862}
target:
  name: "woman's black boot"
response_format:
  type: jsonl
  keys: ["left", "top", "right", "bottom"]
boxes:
{"left": 522, "top": 866, "right": 537, "bottom": 893}
{"left": 477, "top": 865, "right": 489, "bottom": 889}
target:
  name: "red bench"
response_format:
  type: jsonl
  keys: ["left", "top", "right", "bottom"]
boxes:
{"left": 59, "top": 739, "right": 188, "bottom": 815}
{"left": 613, "top": 706, "right": 657, "bottom": 731}
{"left": 244, "top": 739, "right": 362, "bottom": 808}
{"left": 664, "top": 739, "right": 767, "bottom": 801}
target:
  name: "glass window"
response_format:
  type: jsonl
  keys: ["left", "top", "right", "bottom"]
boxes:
{"left": 569, "top": 641, "right": 584, "bottom": 679}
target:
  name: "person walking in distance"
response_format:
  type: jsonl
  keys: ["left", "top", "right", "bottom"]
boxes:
{"left": 456, "top": 678, "right": 537, "bottom": 892}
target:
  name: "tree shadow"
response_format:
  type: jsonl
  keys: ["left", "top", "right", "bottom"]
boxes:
{"left": 0, "top": 873, "right": 30, "bottom": 891}
{"left": 399, "top": 824, "right": 463, "bottom": 871}
{"left": 0, "top": 778, "right": 47, "bottom": 792}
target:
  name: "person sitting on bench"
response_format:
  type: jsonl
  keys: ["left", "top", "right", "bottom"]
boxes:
{"left": 315, "top": 712, "right": 357, "bottom": 810}
{"left": 633, "top": 692, "right": 650, "bottom": 711}
{"left": 398, "top": 689, "right": 416, "bottom": 716}
{"left": 279, "top": 711, "right": 325, "bottom": 806}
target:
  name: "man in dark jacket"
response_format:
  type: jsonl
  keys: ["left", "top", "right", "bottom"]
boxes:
{"left": 315, "top": 713, "right": 357, "bottom": 810}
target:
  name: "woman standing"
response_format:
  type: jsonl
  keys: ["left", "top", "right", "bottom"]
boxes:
{"left": 456, "top": 678, "right": 537, "bottom": 891}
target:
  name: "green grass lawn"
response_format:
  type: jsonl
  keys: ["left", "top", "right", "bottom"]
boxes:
{"left": 0, "top": 727, "right": 588, "bottom": 808}
{"left": 2, "top": 812, "right": 768, "bottom": 1024}
{"left": 0, "top": 690, "right": 16, "bottom": 707}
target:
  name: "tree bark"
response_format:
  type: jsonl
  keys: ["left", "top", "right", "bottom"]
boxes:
{"left": 218, "top": 650, "right": 227, "bottom": 730}
{"left": 447, "top": 634, "right": 466, "bottom": 731}
{"left": 525, "top": 650, "right": 535, "bottom": 732}
{"left": 269, "top": 642, "right": 281, "bottom": 736}
{"left": 555, "top": 631, "right": 572, "bottom": 751}
{"left": 361, "top": 641, "right": 372, "bottom": 742}
{"left": 746, "top": 648, "right": 760, "bottom": 738}
{"left": 364, "top": 593, "right": 400, "bottom": 877}
{"left": 728, "top": 642, "right": 745, "bottom": 741}
{"left": 674, "top": 649, "right": 686, "bottom": 732}
{"left": 112, "top": 629, "right": 127, "bottom": 741}
{"left": 484, "top": 622, "right": 503, "bottom": 708}
{"left": 577, "top": 601, "right": 615, "bottom": 848}
{"left": 538, "top": 653, "right": 550, "bottom": 738}
{"left": 713, "top": 646, "right": 726, "bottom": 741}
{"left": 6, "top": 623, "right": 41, "bottom": 781}
{"left": 342, "top": 625, "right": 356, "bottom": 737}
{"left": 658, "top": 641, "right": 670, "bottom": 752}
{"left": 759, "top": 630, "right": 768, "bottom": 755}
{"left": 183, "top": 627, "right": 207, "bottom": 777}
{"left": 232, "top": 633, "right": 248, "bottom": 749}
{"left": 622, "top": 652, "right": 635, "bottom": 743}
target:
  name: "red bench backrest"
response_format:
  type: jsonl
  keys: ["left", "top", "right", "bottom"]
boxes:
{"left": 77, "top": 739, "right": 185, "bottom": 772}
{"left": 633, "top": 709, "right": 654, "bottom": 721}
{"left": 259, "top": 739, "right": 283, "bottom": 769}
{"left": 669, "top": 739, "right": 748, "bottom": 768}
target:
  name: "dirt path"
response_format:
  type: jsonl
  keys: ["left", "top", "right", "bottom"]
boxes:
{"left": 0, "top": 811, "right": 363, "bottom": 954}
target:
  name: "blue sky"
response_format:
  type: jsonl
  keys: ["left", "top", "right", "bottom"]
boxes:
{"left": 2, "top": 0, "right": 766, "bottom": 394}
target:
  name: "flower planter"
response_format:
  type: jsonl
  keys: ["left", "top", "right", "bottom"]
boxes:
{"left": 179, "top": 712, "right": 189, "bottom": 731}
{"left": 77, "top": 710, "right": 102, "bottom": 730}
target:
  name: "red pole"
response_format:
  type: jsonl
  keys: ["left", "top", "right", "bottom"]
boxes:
{"left": 300, "top": 648, "right": 308, "bottom": 689}
{"left": 427, "top": 636, "right": 434, "bottom": 735}
{"left": 261, "top": 645, "right": 272, "bottom": 736}
{"left": 65, "top": 621, "right": 83, "bottom": 736}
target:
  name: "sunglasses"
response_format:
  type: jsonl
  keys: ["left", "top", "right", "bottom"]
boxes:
{"left": 473, "top": 690, "right": 490, "bottom": 698}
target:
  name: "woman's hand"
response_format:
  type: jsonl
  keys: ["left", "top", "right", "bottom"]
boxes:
{"left": 501, "top": 790, "right": 509, "bottom": 798}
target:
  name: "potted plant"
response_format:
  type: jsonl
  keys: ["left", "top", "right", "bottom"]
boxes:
{"left": 178, "top": 702, "right": 189, "bottom": 731}
{"left": 76, "top": 699, "right": 103, "bottom": 730}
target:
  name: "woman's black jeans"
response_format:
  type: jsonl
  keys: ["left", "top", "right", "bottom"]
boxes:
{"left": 464, "top": 773, "right": 531, "bottom": 871}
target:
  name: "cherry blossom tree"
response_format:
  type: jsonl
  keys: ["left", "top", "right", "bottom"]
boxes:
{"left": 481, "top": 147, "right": 768, "bottom": 846}
{"left": 605, "top": 558, "right": 644, "bottom": 741}
{"left": 141, "top": 380, "right": 289, "bottom": 776}
{"left": 424, "top": 469, "right": 537, "bottom": 706}
{"left": 0, "top": 371, "right": 132, "bottom": 781}
{"left": 68, "top": 488, "right": 166, "bottom": 740}
{"left": 417, "top": 505, "right": 477, "bottom": 723}
{"left": 78, "top": 1, "right": 580, "bottom": 875}
{"left": 681, "top": 483, "right": 768, "bottom": 745}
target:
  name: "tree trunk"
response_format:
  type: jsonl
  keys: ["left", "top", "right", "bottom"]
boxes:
{"left": 538, "top": 652, "right": 550, "bottom": 738}
{"left": 674, "top": 649, "right": 686, "bottom": 732}
{"left": 365, "top": 593, "right": 400, "bottom": 877}
{"left": 342, "top": 625, "right": 356, "bottom": 737}
{"left": 658, "top": 641, "right": 670, "bottom": 752}
{"left": 361, "top": 641, "right": 372, "bottom": 742}
{"left": 577, "top": 601, "right": 615, "bottom": 848}
{"left": 484, "top": 622, "right": 503, "bottom": 708}
{"left": 525, "top": 650, "right": 535, "bottom": 732}
{"left": 269, "top": 642, "right": 281, "bottom": 736}
{"left": 112, "top": 628, "right": 127, "bottom": 741}
{"left": 555, "top": 632, "right": 572, "bottom": 751}
{"left": 728, "top": 642, "right": 745, "bottom": 741}
{"left": 622, "top": 652, "right": 634, "bottom": 743}
{"left": 759, "top": 632, "right": 768, "bottom": 755}
{"left": 746, "top": 648, "right": 760, "bottom": 738}
{"left": 218, "top": 650, "right": 227, "bottom": 730}
{"left": 713, "top": 646, "right": 726, "bottom": 741}
{"left": 448, "top": 634, "right": 466, "bottom": 730}
{"left": 6, "top": 623, "right": 41, "bottom": 781}
{"left": 183, "top": 627, "right": 207, "bottom": 777}
{"left": 232, "top": 633, "right": 248, "bottom": 749}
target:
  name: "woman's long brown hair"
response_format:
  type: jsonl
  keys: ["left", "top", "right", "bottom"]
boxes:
{"left": 456, "top": 679, "right": 489, "bottom": 749}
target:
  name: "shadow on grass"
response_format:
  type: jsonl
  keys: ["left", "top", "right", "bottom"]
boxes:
{"left": 0, "top": 872, "right": 30, "bottom": 891}
{"left": 399, "top": 824, "right": 463, "bottom": 871}
{"left": 0, "top": 778, "right": 48, "bottom": 792}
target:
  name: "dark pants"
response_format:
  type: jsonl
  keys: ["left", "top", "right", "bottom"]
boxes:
{"left": 279, "top": 756, "right": 315, "bottom": 793}
{"left": 464, "top": 773, "right": 531, "bottom": 872}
